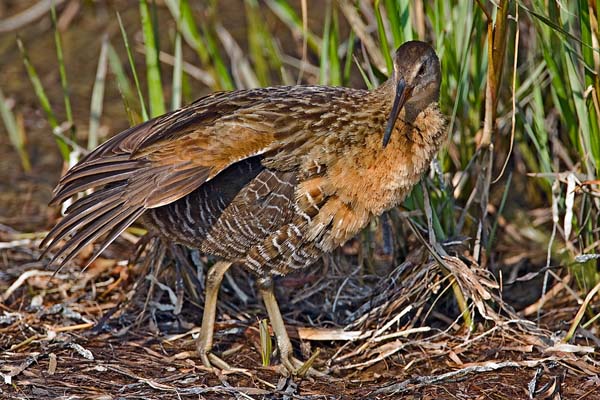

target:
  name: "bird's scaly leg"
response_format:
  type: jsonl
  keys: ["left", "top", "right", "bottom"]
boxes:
{"left": 258, "top": 277, "right": 327, "bottom": 377}
{"left": 258, "top": 276, "right": 326, "bottom": 377}
{"left": 258, "top": 278, "right": 296, "bottom": 374}
{"left": 197, "top": 261, "right": 233, "bottom": 371}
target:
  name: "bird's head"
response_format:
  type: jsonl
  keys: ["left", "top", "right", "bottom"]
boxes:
{"left": 382, "top": 41, "right": 441, "bottom": 147}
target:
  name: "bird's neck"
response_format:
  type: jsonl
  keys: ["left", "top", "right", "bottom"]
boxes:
{"left": 326, "top": 101, "right": 447, "bottom": 216}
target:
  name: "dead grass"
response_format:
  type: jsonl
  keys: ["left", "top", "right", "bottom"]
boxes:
{"left": 1, "top": 226, "right": 598, "bottom": 399}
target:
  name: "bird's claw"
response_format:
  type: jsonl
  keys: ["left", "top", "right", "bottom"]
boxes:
{"left": 278, "top": 354, "right": 327, "bottom": 378}
{"left": 199, "top": 349, "right": 249, "bottom": 376}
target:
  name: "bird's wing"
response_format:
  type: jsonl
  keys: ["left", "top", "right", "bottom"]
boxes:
{"left": 41, "top": 87, "right": 326, "bottom": 268}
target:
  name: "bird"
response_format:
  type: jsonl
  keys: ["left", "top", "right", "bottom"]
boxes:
{"left": 41, "top": 40, "right": 446, "bottom": 374}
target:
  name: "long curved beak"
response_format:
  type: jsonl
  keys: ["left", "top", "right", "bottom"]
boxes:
{"left": 382, "top": 78, "right": 412, "bottom": 147}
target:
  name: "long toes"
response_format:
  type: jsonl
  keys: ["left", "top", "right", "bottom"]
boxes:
{"left": 208, "top": 353, "right": 231, "bottom": 370}
{"left": 277, "top": 356, "right": 327, "bottom": 378}
{"left": 292, "top": 357, "right": 328, "bottom": 378}
{"left": 206, "top": 352, "right": 251, "bottom": 376}
{"left": 199, "top": 351, "right": 212, "bottom": 370}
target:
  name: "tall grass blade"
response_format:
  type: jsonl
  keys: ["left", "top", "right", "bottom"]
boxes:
{"left": 265, "top": 0, "right": 321, "bottom": 54}
{"left": 576, "top": 0, "right": 600, "bottom": 171}
{"left": 16, "top": 36, "right": 69, "bottom": 160}
{"left": 50, "top": 2, "right": 74, "bottom": 140}
{"left": 88, "top": 36, "right": 109, "bottom": 150}
{"left": 319, "top": 1, "right": 332, "bottom": 85}
{"left": 171, "top": 0, "right": 183, "bottom": 110}
{"left": 374, "top": 0, "right": 393, "bottom": 74}
{"left": 117, "top": 12, "right": 149, "bottom": 121}
{"left": 328, "top": 6, "right": 341, "bottom": 86}
{"left": 0, "top": 87, "right": 30, "bottom": 172}
{"left": 139, "top": 0, "right": 166, "bottom": 117}
{"left": 201, "top": 22, "right": 234, "bottom": 90}
{"left": 107, "top": 43, "right": 137, "bottom": 124}
{"left": 383, "top": 0, "right": 402, "bottom": 45}
{"left": 245, "top": 0, "right": 269, "bottom": 86}
{"left": 164, "top": 0, "right": 209, "bottom": 63}
{"left": 342, "top": 30, "right": 356, "bottom": 85}
{"left": 258, "top": 319, "right": 272, "bottom": 367}
{"left": 353, "top": 55, "right": 374, "bottom": 90}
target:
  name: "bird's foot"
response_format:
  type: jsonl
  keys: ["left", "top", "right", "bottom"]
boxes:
{"left": 199, "top": 348, "right": 249, "bottom": 376}
{"left": 278, "top": 351, "right": 328, "bottom": 378}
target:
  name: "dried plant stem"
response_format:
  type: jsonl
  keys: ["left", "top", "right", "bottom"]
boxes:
{"left": 564, "top": 280, "right": 600, "bottom": 342}
{"left": 415, "top": 182, "right": 473, "bottom": 329}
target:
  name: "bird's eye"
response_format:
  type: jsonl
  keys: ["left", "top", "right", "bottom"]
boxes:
{"left": 417, "top": 63, "right": 426, "bottom": 76}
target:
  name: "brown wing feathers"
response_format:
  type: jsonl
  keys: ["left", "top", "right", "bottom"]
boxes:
{"left": 41, "top": 111, "right": 213, "bottom": 268}
{"left": 41, "top": 86, "right": 354, "bottom": 269}
{"left": 41, "top": 89, "right": 289, "bottom": 268}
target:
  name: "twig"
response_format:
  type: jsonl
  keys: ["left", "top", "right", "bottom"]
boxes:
{"left": 0, "top": 0, "right": 66, "bottom": 33}
{"left": 564, "top": 280, "right": 600, "bottom": 342}
{"left": 1, "top": 270, "right": 57, "bottom": 302}
{"left": 539, "top": 179, "right": 561, "bottom": 321}
{"left": 374, "top": 358, "right": 558, "bottom": 394}
{"left": 337, "top": 0, "right": 386, "bottom": 73}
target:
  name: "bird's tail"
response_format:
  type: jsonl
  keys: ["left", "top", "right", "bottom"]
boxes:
{"left": 40, "top": 120, "right": 158, "bottom": 269}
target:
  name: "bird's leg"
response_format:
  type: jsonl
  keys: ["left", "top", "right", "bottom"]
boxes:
{"left": 197, "top": 261, "right": 232, "bottom": 371}
{"left": 257, "top": 276, "right": 297, "bottom": 374}
{"left": 258, "top": 275, "right": 328, "bottom": 377}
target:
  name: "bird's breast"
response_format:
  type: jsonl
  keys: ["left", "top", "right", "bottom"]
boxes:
{"left": 296, "top": 104, "right": 445, "bottom": 251}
